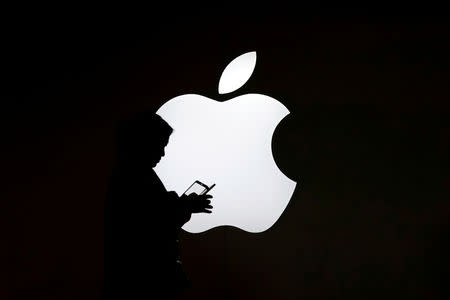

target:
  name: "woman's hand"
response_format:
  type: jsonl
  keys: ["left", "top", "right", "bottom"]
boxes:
{"left": 181, "top": 193, "right": 213, "bottom": 214}
{"left": 167, "top": 191, "right": 179, "bottom": 202}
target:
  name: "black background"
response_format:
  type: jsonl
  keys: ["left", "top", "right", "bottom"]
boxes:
{"left": 3, "top": 6, "right": 449, "bottom": 300}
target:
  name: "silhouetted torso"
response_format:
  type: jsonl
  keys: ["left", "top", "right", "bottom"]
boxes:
{"left": 104, "top": 164, "right": 190, "bottom": 299}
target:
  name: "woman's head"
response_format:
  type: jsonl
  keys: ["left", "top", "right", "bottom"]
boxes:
{"left": 115, "top": 111, "right": 173, "bottom": 169}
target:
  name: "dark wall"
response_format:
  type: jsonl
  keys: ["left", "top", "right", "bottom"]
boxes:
{"left": 3, "top": 9, "right": 449, "bottom": 300}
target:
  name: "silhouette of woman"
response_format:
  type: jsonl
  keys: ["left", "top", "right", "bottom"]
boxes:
{"left": 103, "top": 111, "right": 213, "bottom": 299}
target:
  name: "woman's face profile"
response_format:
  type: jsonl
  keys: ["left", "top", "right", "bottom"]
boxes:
{"left": 152, "top": 136, "right": 170, "bottom": 168}
{"left": 116, "top": 113, "right": 173, "bottom": 171}
{"left": 148, "top": 134, "right": 170, "bottom": 168}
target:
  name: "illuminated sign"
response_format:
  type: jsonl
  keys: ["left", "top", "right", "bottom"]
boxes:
{"left": 154, "top": 51, "right": 296, "bottom": 233}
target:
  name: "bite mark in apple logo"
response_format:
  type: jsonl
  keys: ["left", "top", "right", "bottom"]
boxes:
{"left": 154, "top": 51, "right": 297, "bottom": 233}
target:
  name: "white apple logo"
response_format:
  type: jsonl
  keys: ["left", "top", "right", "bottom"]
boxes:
{"left": 154, "top": 51, "right": 297, "bottom": 233}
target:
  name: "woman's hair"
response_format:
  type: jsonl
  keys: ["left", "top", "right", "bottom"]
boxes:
{"left": 114, "top": 111, "right": 173, "bottom": 163}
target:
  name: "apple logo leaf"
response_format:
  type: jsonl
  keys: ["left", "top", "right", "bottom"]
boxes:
{"left": 218, "top": 51, "right": 257, "bottom": 95}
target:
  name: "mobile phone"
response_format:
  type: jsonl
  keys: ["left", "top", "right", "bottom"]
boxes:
{"left": 183, "top": 180, "right": 215, "bottom": 196}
